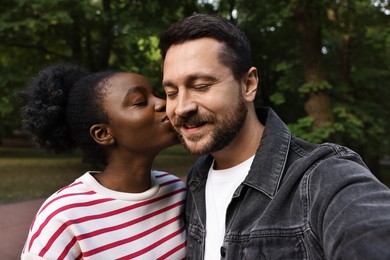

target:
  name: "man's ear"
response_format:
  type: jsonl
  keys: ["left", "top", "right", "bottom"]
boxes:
{"left": 242, "top": 67, "right": 258, "bottom": 102}
{"left": 89, "top": 124, "right": 115, "bottom": 145}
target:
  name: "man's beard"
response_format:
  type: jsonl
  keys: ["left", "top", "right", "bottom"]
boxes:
{"left": 173, "top": 95, "right": 248, "bottom": 155}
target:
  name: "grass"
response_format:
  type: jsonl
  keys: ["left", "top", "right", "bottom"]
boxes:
{"left": 1, "top": 145, "right": 389, "bottom": 204}
{"left": 0, "top": 145, "right": 198, "bottom": 204}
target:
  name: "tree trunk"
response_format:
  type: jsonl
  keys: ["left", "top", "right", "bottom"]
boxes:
{"left": 333, "top": 4, "right": 381, "bottom": 175}
{"left": 69, "top": 12, "right": 82, "bottom": 64}
{"left": 97, "top": 0, "right": 113, "bottom": 70}
{"left": 292, "top": 0, "right": 333, "bottom": 130}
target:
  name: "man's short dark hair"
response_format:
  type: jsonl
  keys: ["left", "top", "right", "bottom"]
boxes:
{"left": 159, "top": 13, "right": 252, "bottom": 80}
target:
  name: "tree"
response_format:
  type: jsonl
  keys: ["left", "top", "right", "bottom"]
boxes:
{"left": 224, "top": 0, "right": 390, "bottom": 175}
{"left": 0, "top": 0, "right": 198, "bottom": 141}
{"left": 0, "top": 0, "right": 388, "bottom": 177}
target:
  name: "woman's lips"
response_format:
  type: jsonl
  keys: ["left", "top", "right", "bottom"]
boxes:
{"left": 161, "top": 115, "right": 170, "bottom": 123}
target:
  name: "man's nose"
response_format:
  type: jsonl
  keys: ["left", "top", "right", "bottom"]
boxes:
{"left": 175, "top": 90, "right": 197, "bottom": 117}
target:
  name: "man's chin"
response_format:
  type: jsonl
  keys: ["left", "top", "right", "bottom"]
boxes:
{"left": 178, "top": 136, "right": 204, "bottom": 156}
{"left": 183, "top": 145, "right": 205, "bottom": 156}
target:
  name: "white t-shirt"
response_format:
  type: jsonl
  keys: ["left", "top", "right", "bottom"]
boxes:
{"left": 204, "top": 156, "right": 255, "bottom": 260}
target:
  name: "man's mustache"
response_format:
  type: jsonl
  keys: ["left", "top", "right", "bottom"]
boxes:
{"left": 172, "top": 113, "right": 214, "bottom": 128}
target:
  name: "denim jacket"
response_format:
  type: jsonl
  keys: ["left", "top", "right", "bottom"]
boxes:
{"left": 185, "top": 107, "right": 390, "bottom": 259}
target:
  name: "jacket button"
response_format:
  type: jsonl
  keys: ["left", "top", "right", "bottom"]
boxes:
{"left": 220, "top": 246, "right": 226, "bottom": 257}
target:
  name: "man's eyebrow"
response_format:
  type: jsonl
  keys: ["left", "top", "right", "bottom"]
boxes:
{"left": 162, "top": 80, "right": 175, "bottom": 88}
{"left": 186, "top": 74, "right": 217, "bottom": 83}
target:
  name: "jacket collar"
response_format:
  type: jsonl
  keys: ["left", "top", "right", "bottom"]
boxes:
{"left": 243, "top": 107, "right": 291, "bottom": 198}
{"left": 188, "top": 107, "right": 291, "bottom": 198}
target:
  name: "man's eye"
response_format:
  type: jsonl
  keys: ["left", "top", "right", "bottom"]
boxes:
{"left": 193, "top": 84, "right": 210, "bottom": 90}
{"left": 166, "top": 91, "right": 178, "bottom": 98}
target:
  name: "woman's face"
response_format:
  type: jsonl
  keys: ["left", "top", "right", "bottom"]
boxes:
{"left": 102, "top": 72, "right": 178, "bottom": 155}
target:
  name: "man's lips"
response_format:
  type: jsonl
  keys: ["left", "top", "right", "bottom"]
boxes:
{"left": 173, "top": 119, "right": 207, "bottom": 128}
{"left": 177, "top": 122, "right": 208, "bottom": 136}
{"left": 183, "top": 122, "right": 205, "bottom": 129}
{"left": 173, "top": 114, "right": 212, "bottom": 135}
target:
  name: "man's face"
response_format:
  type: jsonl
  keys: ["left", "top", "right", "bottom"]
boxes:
{"left": 162, "top": 38, "right": 248, "bottom": 155}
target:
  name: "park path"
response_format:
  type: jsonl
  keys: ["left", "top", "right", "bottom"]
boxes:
{"left": 0, "top": 198, "right": 45, "bottom": 260}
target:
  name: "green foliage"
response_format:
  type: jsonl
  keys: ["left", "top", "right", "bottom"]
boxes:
{"left": 298, "top": 81, "right": 332, "bottom": 94}
{"left": 288, "top": 117, "right": 336, "bottom": 143}
{"left": 0, "top": 96, "right": 12, "bottom": 117}
{"left": 0, "top": 0, "right": 199, "bottom": 138}
{"left": 269, "top": 92, "right": 286, "bottom": 105}
{"left": 0, "top": 0, "right": 389, "bottom": 172}
{"left": 235, "top": 0, "right": 389, "bottom": 172}
{"left": 270, "top": 61, "right": 301, "bottom": 106}
{"left": 333, "top": 106, "right": 364, "bottom": 139}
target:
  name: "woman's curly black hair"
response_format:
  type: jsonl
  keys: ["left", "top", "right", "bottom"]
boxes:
{"left": 21, "top": 64, "right": 119, "bottom": 165}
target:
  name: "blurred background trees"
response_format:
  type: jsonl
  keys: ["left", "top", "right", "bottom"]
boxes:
{"left": 0, "top": 0, "right": 389, "bottom": 177}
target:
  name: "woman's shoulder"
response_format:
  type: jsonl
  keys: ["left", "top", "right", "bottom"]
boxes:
{"left": 151, "top": 170, "right": 186, "bottom": 188}
{"left": 152, "top": 170, "right": 184, "bottom": 181}
{"left": 35, "top": 172, "right": 96, "bottom": 217}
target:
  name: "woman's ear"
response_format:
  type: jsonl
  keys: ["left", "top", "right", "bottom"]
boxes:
{"left": 242, "top": 67, "right": 258, "bottom": 102}
{"left": 89, "top": 124, "right": 115, "bottom": 145}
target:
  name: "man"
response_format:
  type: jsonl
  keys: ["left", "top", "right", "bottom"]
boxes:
{"left": 159, "top": 13, "right": 390, "bottom": 259}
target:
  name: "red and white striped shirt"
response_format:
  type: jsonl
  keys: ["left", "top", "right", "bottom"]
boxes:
{"left": 21, "top": 171, "right": 186, "bottom": 260}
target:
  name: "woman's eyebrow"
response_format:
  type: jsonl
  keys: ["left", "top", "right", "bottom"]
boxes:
{"left": 125, "top": 86, "right": 143, "bottom": 97}
{"left": 122, "top": 86, "right": 145, "bottom": 105}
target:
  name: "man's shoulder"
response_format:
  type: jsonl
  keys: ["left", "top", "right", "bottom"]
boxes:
{"left": 284, "top": 137, "right": 375, "bottom": 185}
{"left": 289, "top": 136, "right": 363, "bottom": 164}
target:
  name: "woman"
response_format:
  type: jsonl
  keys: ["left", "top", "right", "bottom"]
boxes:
{"left": 20, "top": 64, "right": 186, "bottom": 259}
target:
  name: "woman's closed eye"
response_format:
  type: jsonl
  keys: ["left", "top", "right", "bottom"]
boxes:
{"left": 132, "top": 99, "right": 147, "bottom": 106}
{"left": 125, "top": 94, "right": 148, "bottom": 107}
